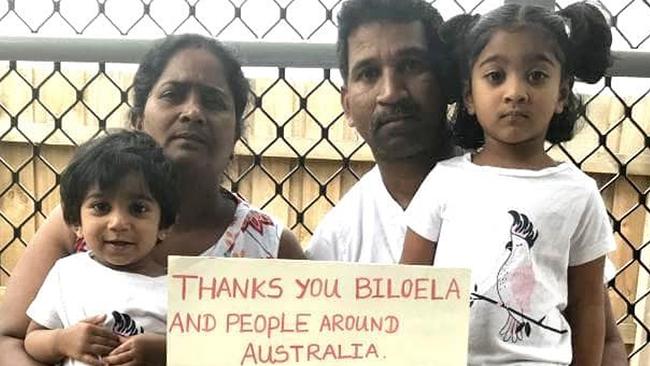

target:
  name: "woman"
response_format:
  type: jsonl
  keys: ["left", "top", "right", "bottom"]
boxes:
{"left": 0, "top": 34, "right": 305, "bottom": 365}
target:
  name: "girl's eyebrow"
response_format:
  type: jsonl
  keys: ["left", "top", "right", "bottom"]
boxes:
{"left": 477, "top": 53, "right": 557, "bottom": 68}
{"left": 524, "top": 53, "right": 558, "bottom": 66}
{"left": 85, "top": 191, "right": 154, "bottom": 202}
{"left": 84, "top": 192, "right": 104, "bottom": 200}
{"left": 477, "top": 54, "right": 506, "bottom": 68}
{"left": 126, "top": 193, "right": 155, "bottom": 201}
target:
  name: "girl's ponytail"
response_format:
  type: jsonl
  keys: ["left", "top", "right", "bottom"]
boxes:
{"left": 439, "top": 13, "right": 479, "bottom": 51}
{"left": 439, "top": 13, "right": 480, "bottom": 103}
{"left": 557, "top": 2, "right": 612, "bottom": 83}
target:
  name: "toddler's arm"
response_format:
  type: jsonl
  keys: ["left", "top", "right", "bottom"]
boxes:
{"left": 567, "top": 255, "right": 606, "bottom": 366}
{"left": 24, "top": 314, "right": 119, "bottom": 366}
{"left": 400, "top": 228, "right": 437, "bottom": 265}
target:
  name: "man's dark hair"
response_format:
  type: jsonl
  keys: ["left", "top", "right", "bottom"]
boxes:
{"left": 336, "top": 0, "right": 446, "bottom": 85}
{"left": 60, "top": 130, "right": 178, "bottom": 229}
{"left": 129, "top": 34, "right": 249, "bottom": 139}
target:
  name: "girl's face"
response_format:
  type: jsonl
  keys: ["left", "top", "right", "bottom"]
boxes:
{"left": 464, "top": 28, "right": 567, "bottom": 152}
{"left": 74, "top": 172, "right": 167, "bottom": 272}
{"left": 138, "top": 47, "right": 237, "bottom": 175}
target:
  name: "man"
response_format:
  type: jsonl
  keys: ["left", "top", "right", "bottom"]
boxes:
{"left": 307, "top": 0, "right": 454, "bottom": 263}
{"left": 306, "top": 0, "right": 628, "bottom": 364}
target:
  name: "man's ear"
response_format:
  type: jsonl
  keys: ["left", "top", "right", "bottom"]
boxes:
{"left": 463, "top": 82, "right": 475, "bottom": 115}
{"left": 341, "top": 85, "right": 355, "bottom": 127}
{"left": 555, "top": 80, "right": 571, "bottom": 114}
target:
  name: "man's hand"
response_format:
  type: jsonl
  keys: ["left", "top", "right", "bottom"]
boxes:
{"left": 56, "top": 314, "right": 119, "bottom": 366}
{"left": 103, "top": 333, "right": 166, "bottom": 366}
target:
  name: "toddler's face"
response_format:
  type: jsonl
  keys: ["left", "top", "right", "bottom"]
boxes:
{"left": 74, "top": 172, "right": 165, "bottom": 271}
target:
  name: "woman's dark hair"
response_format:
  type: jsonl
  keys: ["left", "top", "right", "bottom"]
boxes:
{"left": 129, "top": 34, "right": 249, "bottom": 139}
{"left": 336, "top": 0, "right": 448, "bottom": 89}
{"left": 440, "top": 2, "right": 612, "bottom": 149}
{"left": 60, "top": 130, "right": 178, "bottom": 229}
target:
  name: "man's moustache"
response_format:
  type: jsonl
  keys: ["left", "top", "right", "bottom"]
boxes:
{"left": 373, "top": 101, "right": 420, "bottom": 126}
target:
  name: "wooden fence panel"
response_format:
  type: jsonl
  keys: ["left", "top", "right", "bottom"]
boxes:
{"left": 631, "top": 208, "right": 650, "bottom": 365}
{"left": 606, "top": 176, "right": 650, "bottom": 346}
{"left": 0, "top": 143, "right": 74, "bottom": 286}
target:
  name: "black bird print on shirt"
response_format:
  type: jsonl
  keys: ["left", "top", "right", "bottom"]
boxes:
{"left": 111, "top": 311, "right": 144, "bottom": 337}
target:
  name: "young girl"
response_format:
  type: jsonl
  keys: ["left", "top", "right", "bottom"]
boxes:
{"left": 24, "top": 130, "right": 178, "bottom": 366}
{"left": 401, "top": 3, "right": 614, "bottom": 365}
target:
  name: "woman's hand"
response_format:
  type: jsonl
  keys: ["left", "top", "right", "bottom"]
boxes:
{"left": 277, "top": 228, "right": 306, "bottom": 259}
{"left": 0, "top": 206, "right": 76, "bottom": 366}
{"left": 56, "top": 315, "right": 119, "bottom": 365}
{"left": 103, "top": 333, "right": 166, "bottom": 366}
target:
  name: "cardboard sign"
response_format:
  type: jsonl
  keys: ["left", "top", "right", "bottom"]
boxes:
{"left": 167, "top": 257, "right": 470, "bottom": 366}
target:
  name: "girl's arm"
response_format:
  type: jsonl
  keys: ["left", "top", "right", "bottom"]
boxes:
{"left": 567, "top": 255, "right": 606, "bottom": 366}
{"left": 277, "top": 229, "right": 306, "bottom": 260}
{"left": 25, "top": 316, "right": 119, "bottom": 366}
{"left": 0, "top": 206, "right": 76, "bottom": 366}
{"left": 602, "top": 291, "right": 628, "bottom": 366}
{"left": 400, "top": 228, "right": 437, "bottom": 265}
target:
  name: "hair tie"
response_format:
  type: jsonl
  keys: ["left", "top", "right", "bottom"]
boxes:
{"left": 560, "top": 15, "right": 572, "bottom": 38}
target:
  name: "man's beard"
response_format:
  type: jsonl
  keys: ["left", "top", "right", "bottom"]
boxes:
{"left": 372, "top": 136, "right": 439, "bottom": 161}
{"left": 370, "top": 98, "right": 442, "bottom": 162}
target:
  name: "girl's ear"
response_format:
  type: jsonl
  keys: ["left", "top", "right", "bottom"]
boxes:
{"left": 463, "top": 81, "right": 475, "bottom": 115}
{"left": 134, "top": 116, "right": 144, "bottom": 130}
{"left": 73, "top": 225, "right": 83, "bottom": 239}
{"left": 555, "top": 80, "right": 571, "bottom": 114}
{"left": 157, "top": 227, "right": 171, "bottom": 243}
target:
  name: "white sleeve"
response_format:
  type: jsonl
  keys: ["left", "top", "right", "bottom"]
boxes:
{"left": 305, "top": 233, "right": 336, "bottom": 261}
{"left": 306, "top": 216, "right": 341, "bottom": 261}
{"left": 569, "top": 184, "right": 616, "bottom": 266}
{"left": 26, "top": 262, "right": 64, "bottom": 330}
{"left": 405, "top": 166, "right": 446, "bottom": 242}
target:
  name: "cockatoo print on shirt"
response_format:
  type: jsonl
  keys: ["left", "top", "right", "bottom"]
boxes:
{"left": 496, "top": 210, "right": 539, "bottom": 343}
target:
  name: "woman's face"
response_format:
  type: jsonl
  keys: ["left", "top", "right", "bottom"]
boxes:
{"left": 138, "top": 47, "right": 237, "bottom": 176}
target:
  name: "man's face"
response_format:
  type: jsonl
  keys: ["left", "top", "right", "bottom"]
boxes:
{"left": 341, "top": 21, "right": 446, "bottom": 162}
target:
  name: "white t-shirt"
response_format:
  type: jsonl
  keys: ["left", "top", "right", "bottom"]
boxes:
{"left": 306, "top": 163, "right": 617, "bottom": 273}
{"left": 406, "top": 154, "right": 616, "bottom": 365}
{"left": 27, "top": 252, "right": 166, "bottom": 366}
{"left": 306, "top": 166, "right": 405, "bottom": 263}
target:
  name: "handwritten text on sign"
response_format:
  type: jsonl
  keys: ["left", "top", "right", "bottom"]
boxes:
{"left": 167, "top": 257, "right": 470, "bottom": 366}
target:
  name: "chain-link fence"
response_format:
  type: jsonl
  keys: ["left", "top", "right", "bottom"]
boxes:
{"left": 0, "top": 0, "right": 649, "bottom": 363}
